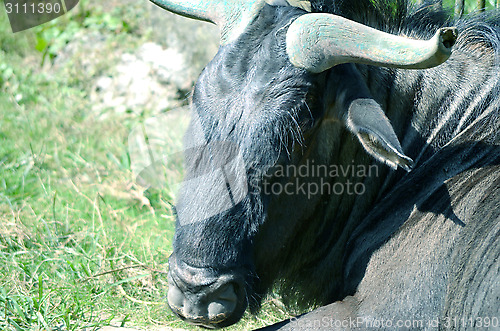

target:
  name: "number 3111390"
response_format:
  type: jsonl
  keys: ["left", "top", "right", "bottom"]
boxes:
{"left": 5, "top": 2, "right": 61, "bottom": 14}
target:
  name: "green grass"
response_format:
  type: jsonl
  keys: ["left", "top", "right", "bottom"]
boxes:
{"left": 0, "top": 1, "right": 290, "bottom": 329}
{"left": 1, "top": 0, "right": 497, "bottom": 330}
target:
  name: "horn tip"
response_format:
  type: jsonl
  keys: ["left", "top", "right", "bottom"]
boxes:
{"left": 438, "top": 27, "right": 458, "bottom": 50}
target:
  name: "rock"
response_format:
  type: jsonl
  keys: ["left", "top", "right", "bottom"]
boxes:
{"left": 90, "top": 44, "right": 184, "bottom": 115}
{"left": 51, "top": 1, "right": 219, "bottom": 117}
{"left": 86, "top": 2, "right": 219, "bottom": 116}
{"left": 138, "top": 42, "right": 190, "bottom": 91}
{"left": 52, "top": 31, "right": 108, "bottom": 73}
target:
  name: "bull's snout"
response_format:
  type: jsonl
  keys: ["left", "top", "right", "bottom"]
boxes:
{"left": 167, "top": 280, "right": 240, "bottom": 326}
{"left": 167, "top": 257, "right": 247, "bottom": 328}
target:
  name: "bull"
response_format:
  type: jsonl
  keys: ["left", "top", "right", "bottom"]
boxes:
{"left": 148, "top": 0, "right": 500, "bottom": 329}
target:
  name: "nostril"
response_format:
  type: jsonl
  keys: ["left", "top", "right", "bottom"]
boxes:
{"left": 217, "top": 283, "right": 238, "bottom": 301}
{"left": 217, "top": 283, "right": 238, "bottom": 300}
{"left": 207, "top": 282, "right": 238, "bottom": 320}
{"left": 167, "top": 281, "right": 240, "bottom": 322}
{"left": 167, "top": 265, "right": 246, "bottom": 328}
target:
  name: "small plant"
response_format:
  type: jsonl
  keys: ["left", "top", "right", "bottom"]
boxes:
{"left": 35, "top": 19, "right": 81, "bottom": 65}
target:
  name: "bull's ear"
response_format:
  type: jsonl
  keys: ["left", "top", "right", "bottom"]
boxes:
{"left": 327, "top": 64, "right": 413, "bottom": 172}
{"left": 346, "top": 98, "right": 414, "bottom": 171}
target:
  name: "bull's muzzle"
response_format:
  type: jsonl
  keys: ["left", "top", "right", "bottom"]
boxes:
{"left": 167, "top": 256, "right": 247, "bottom": 328}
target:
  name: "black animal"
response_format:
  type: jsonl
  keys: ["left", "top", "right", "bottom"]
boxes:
{"left": 149, "top": 0, "right": 500, "bottom": 329}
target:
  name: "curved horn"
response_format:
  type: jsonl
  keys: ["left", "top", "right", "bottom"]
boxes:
{"left": 149, "top": 0, "right": 267, "bottom": 44}
{"left": 286, "top": 13, "right": 458, "bottom": 73}
{"left": 266, "top": 0, "right": 311, "bottom": 12}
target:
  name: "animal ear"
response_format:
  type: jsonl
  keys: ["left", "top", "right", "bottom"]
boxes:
{"left": 346, "top": 98, "right": 413, "bottom": 171}
{"left": 326, "top": 64, "right": 413, "bottom": 171}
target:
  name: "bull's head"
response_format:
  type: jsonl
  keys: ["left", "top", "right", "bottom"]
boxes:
{"left": 150, "top": 0, "right": 457, "bottom": 328}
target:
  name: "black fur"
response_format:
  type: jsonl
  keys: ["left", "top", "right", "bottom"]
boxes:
{"left": 173, "top": 5, "right": 319, "bottom": 312}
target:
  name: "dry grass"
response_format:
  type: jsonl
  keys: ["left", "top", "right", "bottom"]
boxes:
{"left": 0, "top": 2, "right": 290, "bottom": 330}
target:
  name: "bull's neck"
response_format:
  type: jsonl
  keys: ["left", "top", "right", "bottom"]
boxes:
{"left": 254, "top": 103, "right": 397, "bottom": 302}
{"left": 305, "top": 101, "right": 396, "bottom": 249}
{"left": 254, "top": 67, "right": 416, "bottom": 303}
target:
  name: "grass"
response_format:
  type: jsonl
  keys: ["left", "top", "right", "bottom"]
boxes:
{"left": 0, "top": 67, "right": 289, "bottom": 328}
{"left": 0, "top": 1, "right": 291, "bottom": 329}
{"left": 1, "top": 0, "right": 497, "bottom": 330}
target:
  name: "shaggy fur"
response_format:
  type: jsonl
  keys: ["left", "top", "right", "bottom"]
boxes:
{"left": 173, "top": 5, "right": 317, "bottom": 312}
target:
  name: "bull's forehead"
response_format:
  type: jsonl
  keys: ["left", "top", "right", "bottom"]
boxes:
{"left": 172, "top": 6, "right": 321, "bottom": 267}
{"left": 191, "top": 5, "right": 314, "bottom": 125}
